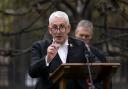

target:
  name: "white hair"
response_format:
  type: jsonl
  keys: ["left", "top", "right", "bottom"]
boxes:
{"left": 76, "top": 20, "right": 93, "bottom": 34}
{"left": 49, "top": 11, "right": 70, "bottom": 25}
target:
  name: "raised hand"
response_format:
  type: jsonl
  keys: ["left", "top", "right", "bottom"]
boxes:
{"left": 46, "top": 41, "right": 60, "bottom": 63}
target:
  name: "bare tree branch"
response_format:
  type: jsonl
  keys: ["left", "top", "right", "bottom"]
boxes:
{"left": 62, "top": 0, "right": 77, "bottom": 17}
{"left": 94, "top": 33, "right": 128, "bottom": 45}
{"left": 108, "top": 50, "right": 128, "bottom": 58}
{"left": 118, "top": 0, "right": 128, "bottom": 5}
{"left": 81, "top": 0, "right": 91, "bottom": 17}
{"left": 0, "top": 4, "right": 52, "bottom": 36}
{"left": 0, "top": 8, "right": 32, "bottom": 16}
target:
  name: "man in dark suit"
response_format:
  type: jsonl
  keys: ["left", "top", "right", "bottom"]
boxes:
{"left": 75, "top": 20, "right": 107, "bottom": 89}
{"left": 75, "top": 20, "right": 106, "bottom": 63}
{"left": 29, "top": 11, "right": 88, "bottom": 89}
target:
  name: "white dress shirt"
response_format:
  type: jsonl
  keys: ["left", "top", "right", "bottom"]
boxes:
{"left": 58, "top": 39, "right": 68, "bottom": 63}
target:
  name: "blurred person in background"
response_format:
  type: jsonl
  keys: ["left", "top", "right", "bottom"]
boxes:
{"left": 75, "top": 20, "right": 107, "bottom": 89}
{"left": 75, "top": 20, "right": 106, "bottom": 63}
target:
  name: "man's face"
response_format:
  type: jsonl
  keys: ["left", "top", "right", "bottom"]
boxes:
{"left": 75, "top": 27, "right": 92, "bottom": 44}
{"left": 48, "top": 17, "right": 70, "bottom": 44}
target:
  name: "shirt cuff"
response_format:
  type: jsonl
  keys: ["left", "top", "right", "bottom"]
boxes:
{"left": 45, "top": 55, "right": 50, "bottom": 66}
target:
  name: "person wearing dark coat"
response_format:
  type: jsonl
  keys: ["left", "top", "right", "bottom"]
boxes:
{"left": 29, "top": 11, "right": 91, "bottom": 89}
{"left": 75, "top": 20, "right": 107, "bottom": 89}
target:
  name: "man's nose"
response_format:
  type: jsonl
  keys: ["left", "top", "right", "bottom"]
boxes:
{"left": 56, "top": 29, "right": 61, "bottom": 33}
{"left": 82, "top": 36, "right": 86, "bottom": 39}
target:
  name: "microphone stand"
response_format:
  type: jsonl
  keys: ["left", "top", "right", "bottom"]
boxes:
{"left": 76, "top": 38, "right": 96, "bottom": 89}
{"left": 84, "top": 45, "right": 96, "bottom": 89}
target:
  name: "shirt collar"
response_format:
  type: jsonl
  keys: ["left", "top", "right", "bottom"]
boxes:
{"left": 63, "top": 39, "right": 69, "bottom": 46}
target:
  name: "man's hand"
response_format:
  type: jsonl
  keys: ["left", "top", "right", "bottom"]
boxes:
{"left": 46, "top": 42, "right": 60, "bottom": 63}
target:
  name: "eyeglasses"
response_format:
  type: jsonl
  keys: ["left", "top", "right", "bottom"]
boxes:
{"left": 51, "top": 24, "right": 66, "bottom": 33}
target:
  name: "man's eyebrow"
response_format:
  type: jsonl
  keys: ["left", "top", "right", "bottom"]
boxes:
{"left": 52, "top": 23, "right": 65, "bottom": 25}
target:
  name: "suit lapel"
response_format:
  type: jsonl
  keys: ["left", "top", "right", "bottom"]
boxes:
{"left": 49, "top": 53, "right": 62, "bottom": 73}
{"left": 66, "top": 37, "right": 76, "bottom": 63}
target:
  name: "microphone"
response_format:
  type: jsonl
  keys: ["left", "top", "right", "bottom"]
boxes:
{"left": 85, "top": 44, "right": 100, "bottom": 63}
{"left": 84, "top": 43, "right": 96, "bottom": 89}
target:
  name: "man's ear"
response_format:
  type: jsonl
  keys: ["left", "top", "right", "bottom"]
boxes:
{"left": 67, "top": 24, "right": 71, "bottom": 33}
{"left": 48, "top": 26, "right": 52, "bottom": 35}
{"left": 75, "top": 31, "right": 77, "bottom": 36}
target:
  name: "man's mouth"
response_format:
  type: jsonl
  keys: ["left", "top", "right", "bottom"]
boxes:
{"left": 55, "top": 35, "right": 63, "bottom": 38}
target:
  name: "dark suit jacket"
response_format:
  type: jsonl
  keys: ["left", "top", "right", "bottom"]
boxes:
{"left": 89, "top": 45, "right": 107, "bottom": 89}
{"left": 29, "top": 37, "right": 87, "bottom": 89}
{"left": 89, "top": 45, "right": 106, "bottom": 62}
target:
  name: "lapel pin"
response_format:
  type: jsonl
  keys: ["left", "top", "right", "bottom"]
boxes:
{"left": 69, "top": 43, "right": 73, "bottom": 48}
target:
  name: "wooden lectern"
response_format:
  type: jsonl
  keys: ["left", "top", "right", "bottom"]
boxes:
{"left": 50, "top": 63, "right": 120, "bottom": 89}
